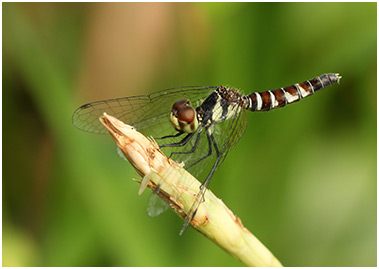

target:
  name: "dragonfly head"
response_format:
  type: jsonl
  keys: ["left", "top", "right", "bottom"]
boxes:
{"left": 170, "top": 99, "right": 199, "bottom": 133}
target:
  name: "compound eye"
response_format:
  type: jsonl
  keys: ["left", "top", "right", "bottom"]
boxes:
{"left": 177, "top": 106, "right": 195, "bottom": 123}
{"left": 172, "top": 99, "right": 189, "bottom": 114}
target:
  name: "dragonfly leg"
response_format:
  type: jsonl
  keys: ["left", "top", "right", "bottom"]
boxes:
{"left": 185, "top": 132, "right": 213, "bottom": 170}
{"left": 160, "top": 132, "right": 194, "bottom": 148}
{"left": 179, "top": 131, "right": 222, "bottom": 235}
{"left": 155, "top": 131, "right": 184, "bottom": 140}
{"left": 200, "top": 132, "right": 221, "bottom": 189}
{"left": 168, "top": 129, "right": 203, "bottom": 158}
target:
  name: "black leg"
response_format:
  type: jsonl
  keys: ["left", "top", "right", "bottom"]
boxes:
{"left": 200, "top": 132, "right": 221, "bottom": 189}
{"left": 160, "top": 132, "right": 194, "bottom": 148}
{"left": 186, "top": 131, "right": 213, "bottom": 170}
{"left": 168, "top": 129, "right": 203, "bottom": 158}
{"left": 179, "top": 130, "right": 222, "bottom": 235}
{"left": 155, "top": 131, "right": 184, "bottom": 140}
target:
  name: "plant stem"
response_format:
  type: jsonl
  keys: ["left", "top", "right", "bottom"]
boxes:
{"left": 100, "top": 113, "right": 283, "bottom": 267}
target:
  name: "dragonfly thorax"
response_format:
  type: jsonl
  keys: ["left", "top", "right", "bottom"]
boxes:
{"left": 170, "top": 99, "right": 199, "bottom": 133}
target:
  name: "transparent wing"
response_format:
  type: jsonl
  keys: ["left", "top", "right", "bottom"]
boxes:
{"left": 217, "top": 105, "right": 248, "bottom": 165}
{"left": 74, "top": 86, "right": 248, "bottom": 229}
{"left": 146, "top": 189, "right": 169, "bottom": 217}
{"left": 72, "top": 86, "right": 217, "bottom": 137}
{"left": 73, "top": 86, "right": 246, "bottom": 180}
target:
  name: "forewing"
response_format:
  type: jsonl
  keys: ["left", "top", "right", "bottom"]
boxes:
{"left": 74, "top": 86, "right": 248, "bottom": 226}
{"left": 72, "top": 86, "right": 217, "bottom": 138}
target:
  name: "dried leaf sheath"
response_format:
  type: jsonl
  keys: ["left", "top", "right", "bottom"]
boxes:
{"left": 99, "top": 113, "right": 282, "bottom": 267}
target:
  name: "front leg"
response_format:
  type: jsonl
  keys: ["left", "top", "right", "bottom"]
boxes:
{"left": 155, "top": 131, "right": 184, "bottom": 140}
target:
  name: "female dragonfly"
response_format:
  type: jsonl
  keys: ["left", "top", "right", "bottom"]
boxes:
{"left": 73, "top": 73, "right": 341, "bottom": 234}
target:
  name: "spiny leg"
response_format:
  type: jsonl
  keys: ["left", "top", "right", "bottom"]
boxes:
{"left": 168, "top": 129, "right": 203, "bottom": 159}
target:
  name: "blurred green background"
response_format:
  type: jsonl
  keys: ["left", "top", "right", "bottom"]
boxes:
{"left": 3, "top": 2, "right": 376, "bottom": 266}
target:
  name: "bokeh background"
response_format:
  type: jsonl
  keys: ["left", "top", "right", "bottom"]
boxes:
{"left": 3, "top": 2, "right": 376, "bottom": 267}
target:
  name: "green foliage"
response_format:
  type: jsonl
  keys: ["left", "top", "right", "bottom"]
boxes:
{"left": 3, "top": 2, "right": 376, "bottom": 266}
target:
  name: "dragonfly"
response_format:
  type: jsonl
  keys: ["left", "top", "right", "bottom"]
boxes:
{"left": 72, "top": 73, "right": 341, "bottom": 234}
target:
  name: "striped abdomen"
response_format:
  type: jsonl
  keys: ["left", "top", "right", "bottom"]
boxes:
{"left": 245, "top": 73, "right": 341, "bottom": 111}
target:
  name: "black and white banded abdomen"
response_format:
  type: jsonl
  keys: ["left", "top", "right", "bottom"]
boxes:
{"left": 244, "top": 73, "right": 341, "bottom": 111}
